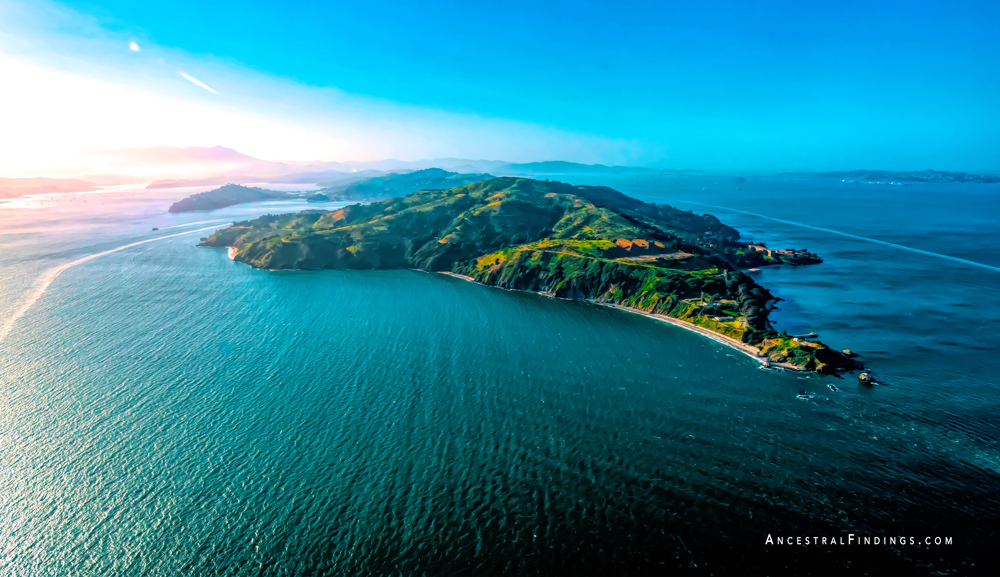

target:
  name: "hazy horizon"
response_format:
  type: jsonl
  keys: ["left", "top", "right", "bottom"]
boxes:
{"left": 2, "top": 0, "right": 998, "bottom": 177}
{"left": 3, "top": 143, "right": 998, "bottom": 185}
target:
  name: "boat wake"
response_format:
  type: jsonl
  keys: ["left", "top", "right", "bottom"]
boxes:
{"left": 684, "top": 201, "right": 1000, "bottom": 273}
{"left": 0, "top": 225, "right": 222, "bottom": 346}
{"left": 154, "top": 219, "right": 231, "bottom": 230}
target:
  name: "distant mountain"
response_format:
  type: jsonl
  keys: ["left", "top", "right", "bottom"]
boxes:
{"left": 314, "top": 168, "right": 494, "bottom": 202}
{"left": 311, "top": 159, "right": 678, "bottom": 176}
{"left": 166, "top": 169, "right": 495, "bottom": 213}
{"left": 91, "top": 145, "right": 258, "bottom": 165}
{"left": 79, "top": 146, "right": 351, "bottom": 187}
{"left": 93, "top": 146, "right": 690, "bottom": 184}
{"left": 496, "top": 161, "right": 702, "bottom": 176}
{"left": 778, "top": 169, "right": 1000, "bottom": 184}
{"left": 326, "top": 158, "right": 508, "bottom": 173}
{"left": 311, "top": 169, "right": 388, "bottom": 188}
{"left": 9, "top": 145, "right": 697, "bottom": 192}
{"left": 147, "top": 170, "right": 367, "bottom": 190}
{"left": 168, "top": 184, "right": 292, "bottom": 213}
{"left": 0, "top": 177, "right": 100, "bottom": 199}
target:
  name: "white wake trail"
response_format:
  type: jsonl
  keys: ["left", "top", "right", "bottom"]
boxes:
{"left": 685, "top": 201, "right": 1000, "bottom": 273}
{"left": 0, "top": 225, "right": 223, "bottom": 345}
{"left": 154, "top": 219, "right": 231, "bottom": 230}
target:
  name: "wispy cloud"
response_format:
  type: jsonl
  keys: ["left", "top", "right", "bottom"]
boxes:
{"left": 178, "top": 71, "right": 218, "bottom": 94}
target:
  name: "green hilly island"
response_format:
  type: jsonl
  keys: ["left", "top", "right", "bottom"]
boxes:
{"left": 200, "top": 177, "right": 859, "bottom": 374}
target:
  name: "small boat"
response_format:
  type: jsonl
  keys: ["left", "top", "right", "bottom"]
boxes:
{"left": 858, "top": 369, "right": 875, "bottom": 385}
{"left": 152, "top": 227, "right": 159, "bottom": 231}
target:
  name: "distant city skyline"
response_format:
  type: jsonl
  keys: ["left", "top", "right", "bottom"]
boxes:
{"left": 1, "top": 0, "right": 998, "bottom": 176}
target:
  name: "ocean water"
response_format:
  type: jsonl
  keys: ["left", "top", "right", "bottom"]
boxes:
{"left": 0, "top": 179, "right": 997, "bottom": 575}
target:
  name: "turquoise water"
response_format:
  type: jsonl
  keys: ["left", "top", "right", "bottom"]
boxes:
{"left": 0, "top": 179, "right": 997, "bottom": 574}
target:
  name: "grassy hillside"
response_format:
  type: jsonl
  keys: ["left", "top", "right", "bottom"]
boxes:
{"left": 200, "top": 177, "right": 857, "bottom": 373}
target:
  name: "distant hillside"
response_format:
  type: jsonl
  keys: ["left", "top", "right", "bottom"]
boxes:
{"left": 314, "top": 168, "right": 493, "bottom": 202}
{"left": 497, "top": 161, "right": 703, "bottom": 176}
{"left": 168, "top": 184, "right": 291, "bottom": 213}
{"left": 29, "top": 144, "right": 695, "bottom": 190}
{"left": 92, "top": 145, "right": 257, "bottom": 165}
{"left": 779, "top": 169, "right": 1000, "bottom": 184}
{"left": 147, "top": 170, "right": 358, "bottom": 189}
{"left": 165, "top": 169, "right": 494, "bottom": 213}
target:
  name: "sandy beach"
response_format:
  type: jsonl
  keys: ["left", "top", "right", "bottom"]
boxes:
{"left": 437, "top": 271, "right": 476, "bottom": 282}
{"left": 597, "top": 303, "right": 767, "bottom": 365}
{"left": 435, "top": 271, "right": 800, "bottom": 371}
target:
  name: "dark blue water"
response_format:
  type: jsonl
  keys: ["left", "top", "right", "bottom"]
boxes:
{"left": 0, "top": 179, "right": 997, "bottom": 575}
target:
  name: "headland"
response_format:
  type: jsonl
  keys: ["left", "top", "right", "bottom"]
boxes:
{"left": 197, "top": 177, "right": 860, "bottom": 374}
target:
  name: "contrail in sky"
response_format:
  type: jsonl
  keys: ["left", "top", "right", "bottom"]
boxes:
{"left": 0, "top": 225, "right": 223, "bottom": 346}
{"left": 684, "top": 201, "right": 1000, "bottom": 273}
{"left": 179, "top": 71, "right": 219, "bottom": 94}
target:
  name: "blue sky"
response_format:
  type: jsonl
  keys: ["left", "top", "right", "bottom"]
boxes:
{"left": 3, "top": 0, "right": 999, "bottom": 172}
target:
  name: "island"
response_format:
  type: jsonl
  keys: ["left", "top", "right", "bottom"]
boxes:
{"left": 198, "top": 177, "right": 860, "bottom": 374}
{"left": 168, "top": 184, "right": 291, "bottom": 213}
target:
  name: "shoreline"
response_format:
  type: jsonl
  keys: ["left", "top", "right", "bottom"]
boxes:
{"left": 436, "top": 271, "right": 476, "bottom": 282}
{"left": 594, "top": 302, "right": 802, "bottom": 372}
{"left": 226, "top": 265, "right": 816, "bottom": 374}
{"left": 433, "top": 271, "right": 803, "bottom": 372}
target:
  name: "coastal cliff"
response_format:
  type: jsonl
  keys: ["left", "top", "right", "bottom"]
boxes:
{"left": 199, "top": 177, "right": 859, "bottom": 374}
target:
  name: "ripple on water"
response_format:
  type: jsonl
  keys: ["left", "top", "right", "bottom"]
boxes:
{"left": 0, "top": 183, "right": 997, "bottom": 574}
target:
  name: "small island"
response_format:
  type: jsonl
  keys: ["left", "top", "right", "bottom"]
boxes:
{"left": 168, "top": 184, "right": 291, "bottom": 213}
{"left": 199, "top": 177, "right": 860, "bottom": 374}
